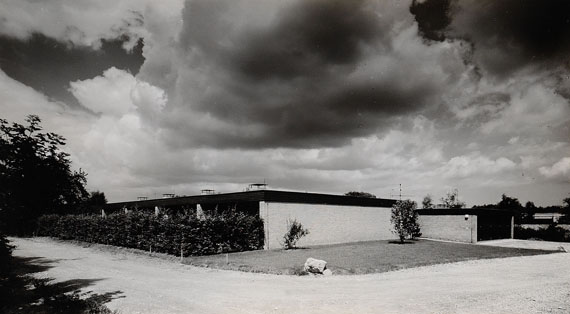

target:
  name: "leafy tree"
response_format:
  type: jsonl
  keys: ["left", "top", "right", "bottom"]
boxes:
{"left": 0, "top": 115, "right": 88, "bottom": 235}
{"left": 344, "top": 191, "right": 376, "bottom": 198}
{"left": 523, "top": 201, "right": 537, "bottom": 223}
{"left": 497, "top": 194, "right": 528, "bottom": 222}
{"left": 75, "top": 190, "right": 108, "bottom": 214}
{"left": 440, "top": 190, "right": 465, "bottom": 209}
{"left": 88, "top": 191, "right": 107, "bottom": 206}
{"left": 422, "top": 194, "right": 434, "bottom": 209}
{"left": 390, "top": 200, "right": 421, "bottom": 243}
{"left": 282, "top": 219, "right": 309, "bottom": 249}
{"left": 497, "top": 194, "right": 523, "bottom": 210}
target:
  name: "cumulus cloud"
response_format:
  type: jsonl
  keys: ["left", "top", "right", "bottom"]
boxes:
{"left": 69, "top": 67, "right": 166, "bottom": 116}
{"left": 479, "top": 77, "right": 570, "bottom": 135}
{"left": 1, "top": 0, "right": 140, "bottom": 49}
{"left": 411, "top": 0, "right": 570, "bottom": 77}
{"left": 438, "top": 154, "right": 517, "bottom": 179}
{"left": 142, "top": 0, "right": 469, "bottom": 149}
{"left": 540, "top": 157, "right": 570, "bottom": 181}
{"left": 0, "top": 1, "right": 186, "bottom": 110}
{"left": 2, "top": 0, "right": 569, "bottom": 206}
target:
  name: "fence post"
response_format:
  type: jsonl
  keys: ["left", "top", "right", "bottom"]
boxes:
{"left": 180, "top": 235, "right": 184, "bottom": 262}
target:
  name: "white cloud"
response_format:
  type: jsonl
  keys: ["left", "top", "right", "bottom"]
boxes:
{"left": 0, "top": 69, "right": 90, "bottom": 137}
{"left": 438, "top": 154, "right": 517, "bottom": 179}
{"left": 69, "top": 68, "right": 137, "bottom": 116}
{"left": 2, "top": 0, "right": 569, "bottom": 208}
{"left": 480, "top": 79, "right": 570, "bottom": 136}
{"left": 0, "top": 0, "right": 184, "bottom": 50}
{"left": 68, "top": 67, "right": 167, "bottom": 118}
{"left": 539, "top": 157, "right": 570, "bottom": 180}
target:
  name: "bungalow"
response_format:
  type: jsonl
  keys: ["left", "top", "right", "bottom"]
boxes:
{"left": 106, "top": 189, "right": 514, "bottom": 248}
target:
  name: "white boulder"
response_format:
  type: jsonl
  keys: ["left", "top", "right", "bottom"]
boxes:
{"left": 304, "top": 257, "right": 327, "bottom": 274}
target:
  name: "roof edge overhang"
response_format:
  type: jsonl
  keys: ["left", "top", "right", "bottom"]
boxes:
{"left": 105, "top": 190, "right": 397, "bottom": 210}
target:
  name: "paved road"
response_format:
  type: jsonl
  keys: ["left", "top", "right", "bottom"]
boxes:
{"left": 10, "top": 237, "right": 570, "bottom": 314}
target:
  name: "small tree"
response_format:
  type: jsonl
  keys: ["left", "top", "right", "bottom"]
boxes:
{"left": 422, "top": 194, "right": 434, "bottom": 209}
{"left": 282, "top": 219, "right": 309, "bottom": 249}
{"left": 440, "top": 190, "right": 465, "bottom": 209}
{"left": 391, "top": 200, "right": 421, "bottom": 243}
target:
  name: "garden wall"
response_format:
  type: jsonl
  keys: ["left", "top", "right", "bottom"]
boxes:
{"left": 418, "top": 214, "right": 477, "bottom": 243}
{"left": 260, "top": 201, "right": 393, "bottom": 249}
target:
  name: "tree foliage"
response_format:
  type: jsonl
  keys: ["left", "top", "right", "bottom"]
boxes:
{"left": 88, "top": 191, "right": 107, "bottom": 206}
{"left": 0, "top": 115, "right": 88, "bottom": 235}
{"left": 344, "top": 191, "right": 376, "bottom": 198}
{"left": 422, "top": 194, "right": 434, "bottom": 209}
{"left": 497, "top": 194, "right": 523, "bottom": 210}
{"left": 440, "top": 190, "right": 465, "bottom": 209}
{"left": 37, "top": 210, "right": 265, "bottom": 256}
{"left": 282, "top": 219, "right": 309, "bottom": 249}
{"left": 390, "top": 200, "right": 421, "bottom": 243}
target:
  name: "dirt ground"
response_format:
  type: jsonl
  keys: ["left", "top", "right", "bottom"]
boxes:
{"left": 10, "top": 237, "right": 570, "bottom": 314}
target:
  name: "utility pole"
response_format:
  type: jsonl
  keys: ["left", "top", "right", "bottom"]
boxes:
{"left": 390, "top": 184, "right": 412, "bottom": 200}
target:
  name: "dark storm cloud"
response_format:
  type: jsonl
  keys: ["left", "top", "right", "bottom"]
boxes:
{"left": 0, "top": 33, "right": 144, "bottom": 109}
{"left": 409, "top": 0, "right": 452, "bottom": 42}
{"left": 170, "top": 0, "right": 443, "bottom": 149}
{"left": 231, "top": 0, "right": 383, "bottom": 81}
{"left": 411, "top": 0, "right": 570, "bottom": 76}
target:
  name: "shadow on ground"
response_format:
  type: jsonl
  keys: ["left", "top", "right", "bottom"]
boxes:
{"left": 388, "top": 240, "right": 416, "bottom": 245}
{"left": 1, "top": 255, "right": 124, "bottom": 314}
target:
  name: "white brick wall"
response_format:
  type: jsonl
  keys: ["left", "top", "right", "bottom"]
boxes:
{"left": 418, "top": 214, "right": 477, "bottom": 243}
{"left": 260, "top": 201, "right": 393, "bottom": 249}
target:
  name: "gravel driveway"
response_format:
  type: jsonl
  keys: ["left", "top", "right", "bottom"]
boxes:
{"left": 10, "top": 237, "right": 570, "bottom": 314}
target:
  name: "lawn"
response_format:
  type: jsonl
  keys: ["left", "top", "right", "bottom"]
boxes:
{"left": 183, "top": 239, "right": 556, "bottom": 275}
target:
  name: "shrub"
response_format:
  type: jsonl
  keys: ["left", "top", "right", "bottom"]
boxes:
{"left": 282, "top": 219, "right": 309, "bottom": 249}
{"left": 514, "top": 224, "right": 570, "bottom": 242}
{"left": 391, "top": 200, "right": 421, "bottom": 243}
{"left": 36, "top": 210, "right": 265, "bottom": 256}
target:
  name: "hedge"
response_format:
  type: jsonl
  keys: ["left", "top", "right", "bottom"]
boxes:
{"left": 37, "top": 211, "right": 264, "bottom": 256}
{"left": 514, "top": 224, "right": 570, "bottom": 242}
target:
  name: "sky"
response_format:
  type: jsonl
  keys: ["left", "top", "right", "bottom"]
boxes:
{"left": 0, "top": 0, "right": 569, "bottom": 206}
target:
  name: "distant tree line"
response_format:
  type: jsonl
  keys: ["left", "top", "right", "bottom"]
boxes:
{"left": 344, "top": 191, "right": 376, "bottom": 198}
{"left": 421, "top": 190, "right": 465, "bottom": 209}
{"left": 420, "top": 189, "right": 570, "bottom": 224}
{"left": 473, "top": 194, "right": 570, "bottom": 224}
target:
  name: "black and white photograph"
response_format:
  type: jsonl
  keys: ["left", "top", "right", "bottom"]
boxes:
{"left": 1, "top": 0, "right": 569, "bottom": 313}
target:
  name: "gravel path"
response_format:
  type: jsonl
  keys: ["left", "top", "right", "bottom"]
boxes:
{"left": 476, "top": 239, "right": 570, "bottom": 251}
{"left": 10, "top": 237, "right": 570, "bottom": 314}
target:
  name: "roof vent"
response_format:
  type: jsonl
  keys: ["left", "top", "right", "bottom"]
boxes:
{"left": 246, "top": 183, "right": 267, "bottom": 191}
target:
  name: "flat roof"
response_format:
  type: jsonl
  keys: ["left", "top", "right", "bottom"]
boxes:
{"left": 106, "top": 190, "right": 397, "bottom": 210}
{"left": 416, "top": 208, "right": 514, "bottom": 216}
